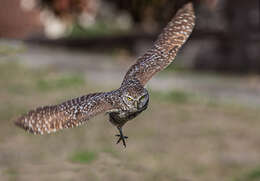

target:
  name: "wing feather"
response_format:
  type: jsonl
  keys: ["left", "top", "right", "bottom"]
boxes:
{"left": 15, "top": 92, "right": 114, "bottom": 134}
{"left": 122, "top": 2, "right": 195, "bottom": 86}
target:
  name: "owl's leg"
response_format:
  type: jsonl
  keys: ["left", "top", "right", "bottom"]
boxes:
{"left": 115, "top": 127, "right": 128, "bottom": 148}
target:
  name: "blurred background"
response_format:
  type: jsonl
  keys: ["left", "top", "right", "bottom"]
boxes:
{"left": 0, "top": 0, "right": 260, "bottom": 180}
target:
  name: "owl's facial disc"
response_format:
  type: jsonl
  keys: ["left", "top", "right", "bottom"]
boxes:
{"left": 123, "top": 95, "right": 135, "bottom": 109}
{"left": 122, "top": 88, "right": 149, "bottom": 111}
{"left": 137, "top": 93, "right": 149, "bottom": 110}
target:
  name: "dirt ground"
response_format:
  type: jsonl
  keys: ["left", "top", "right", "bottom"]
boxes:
{"left": 0, "top": 41, "right": 260, "bottom": 181}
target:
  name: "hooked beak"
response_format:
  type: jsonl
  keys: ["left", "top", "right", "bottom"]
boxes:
{"left": 134, "top": 101, "right": 138, "bottom": 108}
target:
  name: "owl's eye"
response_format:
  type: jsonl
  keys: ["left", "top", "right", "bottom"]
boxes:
{"left": 139, "top": 95, "right": 146, "bottom": 102}
{"left": 127, "top": 97, "right": 133, "bottom": 101}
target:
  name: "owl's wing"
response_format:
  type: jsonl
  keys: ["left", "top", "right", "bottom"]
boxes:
{"left": 122, "top": 2, "right": 195, "bottom": 86}
{"left": 15, "top": 92, "right": 114, "bottom": 135}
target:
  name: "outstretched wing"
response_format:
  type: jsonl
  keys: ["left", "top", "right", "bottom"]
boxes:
{"left": 122, "top": 2, "right": 195, "bottom": 86}
{"left": 15, "top": 92, "right": 114, "bottom": 135}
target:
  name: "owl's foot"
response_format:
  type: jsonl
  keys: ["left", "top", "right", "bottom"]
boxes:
{"left": 115, "top": 127, "right": 128, "bottom": 148}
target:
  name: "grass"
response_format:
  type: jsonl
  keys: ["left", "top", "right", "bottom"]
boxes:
{"left": 151, "top": 89, "right": 192, "bottom": 104}
{"left": 69, "top": 22, "right": 127, "bottom": 38}
{"left": 234, "top": 167, "right": 260, "bottom": 181}
{"left": 150, "top": 87, "right": 259, "bottom": 112}
{"left": 0, "top": 62, "right": 87, "bottom": 137}
{"left": 70, "top": 151, "right": 98, "bottom": 164}
{"left": 164, "top": 58, "right": 189, "bottom": 73}
{"left": 0, "top": 58, "right": 260, "bottom": 181}
{"left": 102, "top": 147, "right": 119, "bottom": 157}
{"left": 0, "top": 62, "right": 85, "bottom": 93}
{"left": 166, "top": 90, "right": 190, "bottom": 103}
{"left": 3, "top": 168, "right": 18, "bottom": 181}
{"left": 36, "top": 73, "right": 85, "bottom": 91}
{"left": 0, "top": 43, "right": 26, "bottom": 56}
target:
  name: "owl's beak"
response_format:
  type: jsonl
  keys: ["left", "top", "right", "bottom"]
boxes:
{"left": 134, "top": 101, "right": 138, "bottom": 108}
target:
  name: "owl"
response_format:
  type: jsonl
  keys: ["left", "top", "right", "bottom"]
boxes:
{"left": 15, "top": 2, "right": 195, "bottom": 147}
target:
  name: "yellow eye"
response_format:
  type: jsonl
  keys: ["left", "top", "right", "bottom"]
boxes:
{"left": 127, "top": 97, "right": 133, "bottom": 101}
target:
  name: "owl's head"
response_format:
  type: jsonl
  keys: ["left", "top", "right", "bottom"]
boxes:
{"left": 121, "top": 79, "right": 149, "bottom": 111}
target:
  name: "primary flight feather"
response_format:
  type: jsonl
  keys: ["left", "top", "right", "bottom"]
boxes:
{"left": 15, "top": 2, "right": 196, "bottom": 147}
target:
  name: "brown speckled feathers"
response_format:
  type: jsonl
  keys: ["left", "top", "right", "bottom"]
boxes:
{"left": 122, "top": 3, "right": 195, "bottom": 86}
{"left": 15, "top": 92, "right": 114, "bottom": 134}
{"left": 15, "top": 2, "right": 195, "bottom": 136}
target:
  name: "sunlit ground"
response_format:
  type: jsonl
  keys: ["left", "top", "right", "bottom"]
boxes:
{"left": 0, "top": 43, "right": 260, "bottom": 181}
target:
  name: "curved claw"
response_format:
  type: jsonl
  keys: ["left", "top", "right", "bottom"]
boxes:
{"left": 115, "top": 134, "right": 128, "bottom": 139}
{"left": 115, "top": 128, "right": 128, "bottom": 148}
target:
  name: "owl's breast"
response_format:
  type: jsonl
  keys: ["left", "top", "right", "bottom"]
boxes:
{"left": 109, "top": 105, "right": 148, "bottom": 128}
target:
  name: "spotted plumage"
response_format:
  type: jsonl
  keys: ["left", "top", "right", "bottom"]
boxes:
{"left": 122, "top": 2, "right": 195, "bottom": 86}
{"left": 15, "top": 2, "right": 196, "bottom": 147}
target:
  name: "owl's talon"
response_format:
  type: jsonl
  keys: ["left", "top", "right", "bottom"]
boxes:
{"left": 115, "top": 128, "right": 128, "bottom": 147}
{"left": 115, "top": 134, "right": 128, "bottom": 139}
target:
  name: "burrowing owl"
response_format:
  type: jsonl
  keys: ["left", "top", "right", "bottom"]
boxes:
{"left": 15, "top": 2, "right": 195, "bottom": 147}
